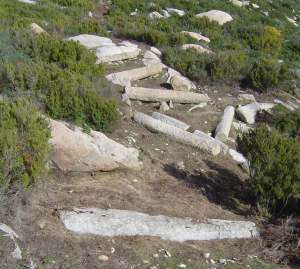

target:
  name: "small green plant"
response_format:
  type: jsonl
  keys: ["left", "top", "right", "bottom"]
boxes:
{"left": 237, "top": 124, "right": 300, "bottom": 218}
{"left": 0, "top": 99, "right": 51, "bottom": 190}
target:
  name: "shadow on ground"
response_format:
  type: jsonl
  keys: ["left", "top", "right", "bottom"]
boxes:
{"left": 163, "top": 160, "right": 255, "bottom": 216}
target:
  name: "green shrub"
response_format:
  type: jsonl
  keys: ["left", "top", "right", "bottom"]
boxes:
{"left": 51, "top": 0, "right": 93, "bottom": 11}
{"left": 0, "top": 99, "right": 51, "bottom": 190}
{"left": 237, "top": 124, "right": 300, "bottom": 218}
{"left": 250, "top": 56, "right": 294, "bottom": 93}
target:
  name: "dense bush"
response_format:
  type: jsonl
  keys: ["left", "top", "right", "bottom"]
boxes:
{"left": 237, "top": 124, "right": 300, "bottom": 217}
{"left": 51, "top": 0, "right": 93, "bottom": 11}
{"left": 0, "top": 99, "right": 51, "bottom": 190}
{"left": 250, "top": 56, "right": 294, "bottom": 93}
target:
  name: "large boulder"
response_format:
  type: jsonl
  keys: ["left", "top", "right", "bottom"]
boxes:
{"left": 66, "top": 34, "right": 114, "bottom": 49}
{"left": 49, "top": 120, "right": 140, "bottom": 172}
{"left": 196, "top": 10, "right": 233, "bottom": 25}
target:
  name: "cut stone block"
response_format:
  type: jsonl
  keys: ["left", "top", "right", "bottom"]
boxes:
{"left": 194, "top": 130, "right": 228, "bottom": 154}
{"left": 236, "top": 102, "right": 260, "bottom": 124}
{"left": 152, "top": 112, "right": 191, "bottom": 131}
{"left": 170, "top": 74, "right": 193, "bottom": 92}
{"left": 66, "top": 34, "right": 114, "bottom": 49}
{"left": 106, "top": 63, "right": 163, "bottom": 87}
{"left": 60, "top": 208, "right": 259, "bottom": 242}
{"left": 238, "top": 94, "right": 256, "bottom": 102}
{"left": 134, "top": 113, "right": 221, "bottom": 155}
{"left": 126, "top": 87, "right": 209, "bottom": 104}
{"left": 215, "top": 106, "right": 235, "bottom": 142}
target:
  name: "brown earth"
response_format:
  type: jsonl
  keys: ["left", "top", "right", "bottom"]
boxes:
{"left": 0, "top": 3, "right": 298, "bottom": 269}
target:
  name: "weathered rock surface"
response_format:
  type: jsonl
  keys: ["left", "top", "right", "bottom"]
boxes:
{"left": 150, "top": 47, "right": 162, "bottom": 56}
{"left": 0, "top": 223, "right": 22, "bottom": 260}
{"left": 134, "top": 113, "right": 221, "bottom": 155}
{"left": 259, "top": 103, "right": 275, "bottom": 112}
{"left": 126, "top": 87, "right": 209, "bottom": 104}
{"left": 181, "top": 31, "right": 210, "bottom": 43}
{"left": 159, "top": 101, "right": 170, "bottom": 112}
{"left": 49, "top": 120, "right": 140, "bottom": 172}
{"left": 170, "top": 74, "right": 193, "bottom": 92}
{"left": 229, "top": 149, "right": 247, "bottom": 163}
{"left": 67, "top": 34, "right": 114, "bottom": 49}
{"left": 29, "top": 23, "right": 46, "bottom": 34}
{"left": 143, "top": 50, "right": 162, "bottom": 66}
{"left": 238, "top": 94, "right": 256, "bottom": 102}
{"left": 236, "top": 102, "right": 260, "bottom": 124}
{"left": 19, "top": 0, "right": 35, "bottom": 3}
{"left": 215, "top": 106, "right": 235, "bottom": 142}
{"left": 194, "top": 130, "right": 228, "bottom": 154}
{"left": 166, "top": 8, "right": 185, "bottom": 16}
{"left": 152, "top": 112, "right": 191, "bottom": 130}
{"left": 166, "top": 68, "right": 196, "bottom": 89}
{"left": 60, "top": 208, "right": 259, "bottom": 242}
{"left": 95, "top": 43, "right": 140, "bottom": 63}
{"left": 182, "top": 44, "right": 213, "bottom": 54}
{"left": 232, "top": 121, "right": 252, "bottom": 133}
{"left": 231, "top": 0, "right": 249, "bottom": 7}
{"left": 106, "top": 64, "right": 163, "bottom": 87}
{"left": 274, "top": 99, "right": 295, "bottom": 111}
{"left": 196, "top": 10, "right": 233, "bottom": 25}
{"left": 149, "top": 11, "right": 164, "bottom": 18}
{"left": 187, "top": 102, "right": 207, "bottom": 113}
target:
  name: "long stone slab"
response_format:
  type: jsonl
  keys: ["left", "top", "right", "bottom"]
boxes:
{"left": 126, "top": 87, "right": 209, "bottom": 104}
{"left": 60, "top": 208, "right": 259, "bottom": 242}
{"left": 194, "top": 130, "right": 228, "bottom": 154}
{"left": 152, "top": 112, "right": 191, "bottom": 130}
{"left": 134, "top": 113, "right": 221, "bottom": 155}
{"left": 66, "top": 34, "right": 114, "bottom": 49}
{"left": 106, "top": 64, "right": 163, "bottom": 87}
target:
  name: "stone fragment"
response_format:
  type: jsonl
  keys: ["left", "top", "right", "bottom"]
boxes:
{"left": 204, "top": 253, "right": 210, "bottom": 259}
{"left": 187, "top": 103, "right": 207, "bottom": 113}
{"left": 287, "top": 101, "right": 300, "bottom": 109}
{"left": 177, "top": 264, "right": 186, "bottom": 268}
{"left": 152, "top": 112, "right": 191, "bottom": 130}
{"left": 229, "top": 149, "right": 247, "bottom": 163}
{"left": 19, "top": 0, "right": 36, "bottom": 3}
{"left": 29, "top": 23, "right": 46, "bottom": 34}
{"left": 88, "top": 11, "right": 92, "bottom": 18}
{"left": 182, "top": 44, "right": 213, "bottom": 54}
{"left": 181, "top": 31, "right": 210, "bottom": 42}
{"left": 122, "top": 93, "right": 131, "bottom": 106}
{"left": 196, "top": 10, "right": 233, "bottom": 25}
{"left": 150, "top": 47, "right": 162, "bottom": 56}
{"left": 149, "top": 11, "right": 163, "bottom": 18}
{"left": 0, "top": 223, "right": 22, "bottom": 260}
{"left": 159, "top": 102, "right": 170, "bottom": 112}
{"left": 106, "top": 64, "right": 163, "bottom": 87}
{"left": 170, "top": 74, "right": 193, "bottom": 92}
{"left": 232, "top": 121, "right": 252, "bottom": 133}
{"left": 66, "top": 34, "right": 114, "bottom": 49}
{"left": 134, "top": 113, "right": 221, "bottom": 155}
{"left": 126, "top": 87, "right": 209, "bottom": 104}
{"left": 143, "top": 50, "right": 162, "bottom": 66}
{"left": 236, "top": 102, "right": 260, "bottom": 124}
{"left": 98, "top": 255, "right": 108, "bottom": 261}
{"left": 259, "top": 103, "right": 275, "bottom": 112}
{"left": 215, "top": 106, "right": 235, "bottom": 142}
{"left": 238, "top": 94, "right": 256, "bottom": 102}
{"left": 60, "top": 208, "right": 259, "bottom": 242}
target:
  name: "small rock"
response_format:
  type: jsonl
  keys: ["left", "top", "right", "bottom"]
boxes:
{"left": 88, "top": 11, "right": 92, "bottom": 18}
{"left": 98, "top": 255, "right": 109, "bottom": 261}
{"left": 149, "top": 266, "right": 157, "bottom": 269}
{"left": 137, "top": 101, "right": 143, "bottom": 106}
{"left": 177, "top": 161, "right": 185, "bottom": 170}
{"left": 177, "top": 264, "right": 186, "bottom": 268}
{"left": 159, "top": 101, "right": 170, "bottom": 112}
{"left": 37, "top": 219, "right": 47, "bottom": 229}
{"left": 169, "top": 100, "right": 173, "bottom": 109}
{"left": 219, "top": 259, "right": 227, "bottom": 264}
{"left": 143, "top": 260, "right": 150, "bottom": 264}
{"left": 204, "top": 253, "right": 210, "bottom": 259}
{"left": 153, "top": 254, "right": 159, "bottom": 258}
{"left": 248, "top": 255, "right": 257, "bottom": 259}
{"left": 210, "top": 259, "right": 216, "bottom": 264}
{"left": 111, "top": 247, "right": 115, "bottom": 253}
{"left": 165, "top": 251, "right": 171, "bottom": 257}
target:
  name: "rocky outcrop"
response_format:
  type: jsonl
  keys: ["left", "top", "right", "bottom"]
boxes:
{"left": 49, "top": 120, "right": 140, "bottom": 172}
{"left": 134, "top": 113, "right": 221, "bottom": 155}
{"left": 196, "top": 10, "right": 233, "bottom": 25}
{"left": 60, "top": 208, "right": 259, "bottom": 242}
{"left": 182, "top": 44, "right": 213, "bottom": 54}
{"left": 215, "top": 106, "right": 235, "bottom": 142}
{"left": 125, "top": 87, "right": 209, "bottom": 104}
{"left": 166, "top": 8, "right": 185, "bottom": 16}
{"left": 66, "top": 34, "right": 114, "bottom": 49}
{"left": 106, "top": 64, "right": 163, "bottom": 87}
{"left": 181, "top": 31, "right": 210, "bottom": 43}
{"left": 152, "top": 112, "right": 191, "bottom": 130}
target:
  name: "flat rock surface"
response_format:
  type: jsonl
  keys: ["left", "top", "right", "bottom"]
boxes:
{"left": 196, "top": 10, "right": 233, "bottom": 25}
{"left": 66, "top": 34, "right": 114, "bottom": 49}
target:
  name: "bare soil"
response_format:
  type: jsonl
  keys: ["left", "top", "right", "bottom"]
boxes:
{"left": 0, "top": 4, "right": 298, "bottom": 269}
